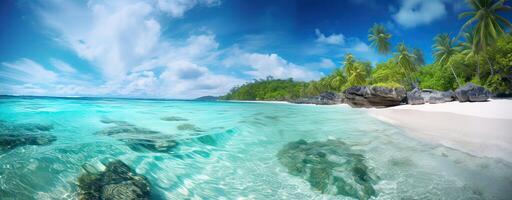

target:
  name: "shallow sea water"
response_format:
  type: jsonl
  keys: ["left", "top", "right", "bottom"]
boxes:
{"left": 0, "top": 96, "right": 511, "bottom": 199}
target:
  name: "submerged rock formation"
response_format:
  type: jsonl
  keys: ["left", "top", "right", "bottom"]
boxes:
{"left": 289, "top": 92, "right": 343, "bottom": 105}
{"left": 344, "top": 86, "right": 406, "bottom": 108}
{"left": 277, "top": 139, "right": 379, "bottom": 199}
{"left": 77, "top": 160, "right": 151, "bottom": 200}
{"left": 97, "top": 119, "right": 178, "bottom": 153}
{"left": 97, "top": 119, "right": 235, "bottom": 154}
{"left": 0, "top": 120, "right": 56, "bottom": 153}
{"left": 455, "top": 83, "right": 490, "bottom": 102}
{"left": 160, "top": 116, "right": 188, "bottom": 122}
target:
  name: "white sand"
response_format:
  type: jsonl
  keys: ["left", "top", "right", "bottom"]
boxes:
{"left": 368, "top": 99, "right": 512, "bottom": 162}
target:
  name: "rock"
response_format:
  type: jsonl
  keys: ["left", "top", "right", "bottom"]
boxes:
{"left": 96, "top": 119, "right": 234, "bottom": 154}
{"left": 277, "top": 139, "right": 379, "bottom": 199}
{"left": 77, "top": 160, "right": 151, "bottom": 200}
{"left": 289, "top": 92, "right": 343, "bottom": 105}
{"left": 160, "top": 116, "right": 188, "bottom": 122}
{"left": 344, "top": 86, "right": 406, "bottom": 108}
{"left": 407, "top": 88, "right": 424, "bottom": 105}
{"left": 455, "top": 83, "right": 490, "bottom": 102}
{"left": 0, "top": 120, "right": 56, "bottom": 153}
{"left": 427, "top": 90, "right": 454, "bottom": 104}
{"left": 0, "top": 134, "right": 57, "bottom": 152}
{"left": 177, "top": 123, "right": 204, "bottom": 132}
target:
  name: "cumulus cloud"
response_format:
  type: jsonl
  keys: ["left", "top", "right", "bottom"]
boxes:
{"left": 315, "top": 29, "right": 345, "bottom": 45}
{"left": 237, "top": 53, "right": 322, "bottom": 81}
{"left": 393, "top": 0, "right": 446, "bottom": 28}
{"left": 2, "top": 0, "right": 326, "bottom": 98}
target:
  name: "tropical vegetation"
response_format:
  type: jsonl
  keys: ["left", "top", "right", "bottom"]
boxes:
{"left": 222, "top": 0, "right": 512, "bottom": 100}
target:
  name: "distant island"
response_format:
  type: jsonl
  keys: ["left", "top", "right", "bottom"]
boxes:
{"left": 194, "top": 96, "right": 219, "bottom": 101}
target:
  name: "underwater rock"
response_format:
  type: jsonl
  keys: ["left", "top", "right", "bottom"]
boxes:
{"left": 0, "top": 120, "right": 56, "bottom": 152}
{"left": 177, "top": 123, "right": 204, "bottom": 132}
{"left": 96, "top": 120, "right": 177, "bottom": 153}
{"left": 0, "top": 133, "right": 57, "bottom": 152}
{"left": 77, "top": 160, "right": 151, "bottom": 200}
{"left": 160, "top": 116, "right": 188, "bottom": 122}
{"left": 277, "top": 139, "right": 379, "bottom": 199}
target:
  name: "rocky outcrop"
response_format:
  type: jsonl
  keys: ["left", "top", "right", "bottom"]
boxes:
{"left": 343, "top": 86, "right": 406, "bottom": 108}
{"left": 455, "top": 83, "right": 490, "bottom": 102}
{"left": 407, "top": 88, "right": 425, "bottom": 105}
{"left": 0, "top": 120, "right": 56, "bottom": 153}
{"left": 77, "top": 160, "right": 151, "bottom": 200}
{"left": 277, "top": 139, "right": 379, "bottom": 199}
{"left": 421, "top": 89, "right": 455, "bottom": 104}
{"left": 289, "top": 92, "right": 343, "bottom": 105}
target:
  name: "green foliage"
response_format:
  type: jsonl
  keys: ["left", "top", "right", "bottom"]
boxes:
{"left": 459, "top": 0, "right": 512, "bottom": 52}
{"left": 418, "top": 63, "right": 457, "bottom": 91}
{"left": 370, "top": 59, "right": 406, "bottom": 87}
{"left": 371, "top": 82, "right": 403, "bottom": 89}
{"left": 485, "top": 34, "right": 512, "bottom": 95}
{"left": 221, "top": 78, "right": 307, "bottom": 101}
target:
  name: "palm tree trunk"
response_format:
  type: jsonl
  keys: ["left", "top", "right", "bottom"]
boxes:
{"left": 449, "top": 65, "right": 461, "bottom": 87}
{"left": 476, "top": 55, "right": 480, "bottom": 80}
{"left": 486, "top": 56, "right": 494, "bottom": 76}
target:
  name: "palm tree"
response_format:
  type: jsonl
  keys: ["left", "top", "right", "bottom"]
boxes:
{"left": 394, "top": 43, "right": 417, "bottom": 87}
{"left": 459, "top": 0, "right": 512, "bottom": 77}
{"left": 412, "top": 48, "right": 425, "bottom": 66}
{"left": 368, "top": 24, "right": 392, "bottom": 55}
{"left": 343, "top": 53, "right": 356, "bottom": 76}
{"left": 433, "top": 34, "right": 461, "bottom": 86}
{"left": 457, "top": 30, "right": 486, "bottom": 76}
{"left": 330, "top": 69, "right": 346, "bottom": 91}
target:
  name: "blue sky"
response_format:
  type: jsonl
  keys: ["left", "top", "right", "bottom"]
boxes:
{"left": 0, "top": 0, "right": 510, "bottom": 98}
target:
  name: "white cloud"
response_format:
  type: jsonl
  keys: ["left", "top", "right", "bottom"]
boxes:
{"left": 3, "top": 0, "right": 329, "bottom": 98}
{"left": 157, "top": 0, "right": 220, "bottom": 17}
{"left": 393, "top": 0, "right": 446, "bottom": 28}
{"left": 240, "top": 53, "right": 322, "bottom": 81}
{"left": 1, "top": 58, "right": 58, "bottom": 83}
{"left": 305, "top": 58, "right": 336, "bottom": 69}
{"left": 315, "top": 29, "right": 345, "bottom": 45}
{"left": 50, "top": 58, "right": 77, "bottom": 73}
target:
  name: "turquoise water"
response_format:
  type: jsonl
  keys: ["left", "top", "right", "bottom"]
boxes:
{"left": 1, "top": 96, "right": 511, "bottom": 199}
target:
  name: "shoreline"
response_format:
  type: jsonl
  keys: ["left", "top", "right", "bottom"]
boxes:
{"left": 368, "top": 99, "right": 512, "bottom": 162}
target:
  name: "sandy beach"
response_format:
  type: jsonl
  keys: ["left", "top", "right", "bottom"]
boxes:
{"left": 368, "top": 99, "right": 512, "bottom": 162}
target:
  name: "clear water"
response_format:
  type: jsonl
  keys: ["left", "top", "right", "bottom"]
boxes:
{"left": 0, "top": 96, "right": 511, "bottom": 200}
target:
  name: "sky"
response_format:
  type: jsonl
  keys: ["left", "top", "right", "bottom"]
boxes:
{"left": 0, "top": 0, "right": 509, "bottom": 98}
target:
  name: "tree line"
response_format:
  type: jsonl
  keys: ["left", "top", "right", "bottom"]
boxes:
{"left": 222, "top": 0, "right": 512, "bottom": 100}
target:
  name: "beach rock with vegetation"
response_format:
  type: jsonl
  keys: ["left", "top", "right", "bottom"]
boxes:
{"left": 407, "top": 88, "right": 425, "bottom": 105}
{"left": 277, "top": 139, "right": 378, "bottom": 199}
{"left": 344, "top": 86, "right": 406, "bottom": 108}
{"left": 455, "top": 83, "right": 490, "bottom": 102}
{"left": 0, "top": 120, "right": 56, "bottom": 153}
{"left": 77, "top": 160, "right": 151, "bottom": 200}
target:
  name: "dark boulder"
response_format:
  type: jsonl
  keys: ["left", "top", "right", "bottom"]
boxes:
{"left": 277, "top": 139, "right": 379, "bottom": 199}
{"left": 455, "top": 83, "right": 490, "bottom": 102}
{"left": 289, "top": 92, "right": 343, "bottom": 105}
{"left": 344, "top": 86, "right": 406, "bottom": 108}
{"left": 421, "top": 89, "right": 454, "bottom": 104}
{"left": 407, "top": 88, "right": 424, "bottom": 105}
{"left": 77, "top": 160, "right": 151, "bottom": 200}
